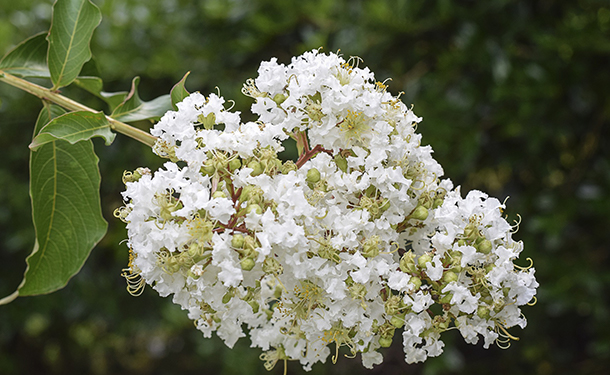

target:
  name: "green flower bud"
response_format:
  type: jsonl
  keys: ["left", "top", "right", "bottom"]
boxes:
{"left": 212, "top": 190, "right": 227, "bottom": 199}
{"left": 477, "top": 239, "right": 492, "bottom": 254}
{"left": 399, "top": 251, "right": 417, "bottom": 273}
{"left": 248, "top": 160, "right": 263, "bottom": 176}
{"left": 246, "top": 204, "right": 263, "bottom": 215}
{"left": 231, "top": 234, "right": 245, "bottom": 249}
{"left": 433, "top": 198, "right": 444, "bottom": 209}
{"left": 281, "top": 160, "right": 297, "bottom": 174}
{"left": 411, "top": 206, "right": 429, "bottom": 221}
{"left": 390, "top": 316, "right": 405, "bottom": 329}
{"left": 187, "top": 242, "right": 203, "bottom": 258}
{"left": 477, "top": 306, "right": 490, "bottom": 319}
{"left": 306, "top": 168, "right": 321, "bottom": 184}
{"left": 229, "top": 158, "right": 242, "bottom": 171}
{"left": 240, "top": 257, "right": 255, "bottom": 271}
{"left": 417, "top": 253, "right": 432, "bottom": 268}
{"left": 443, "top": 271, "right": 458, "bottom": 284}
{"left": 198, "top": 112, "right": 216, "bottom": 130}
{"left": 165, "top": 256, "right": 181, "bottom": 274}
{"left": 244, "top": 235, "right": 257, "bottom": 251}
{"left": 272, "top": 93, "right": 287, "bottom": 105}
{"left": 409, "top": 276, "right": 422, "bottom": 290}
{"left": 378, "top": 337, "right": 393, "bottom": 348}
{"left": 201, "top": 161, "right": 216, "bottom": 176}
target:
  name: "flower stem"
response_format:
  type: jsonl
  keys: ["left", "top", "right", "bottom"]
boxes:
{"left": 0, "top": 70, "right": 158, "bottom": 147}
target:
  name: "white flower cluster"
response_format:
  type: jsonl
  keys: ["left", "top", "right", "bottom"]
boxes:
{"left": 116, "top": 50, "right": 538, "bottom": 371}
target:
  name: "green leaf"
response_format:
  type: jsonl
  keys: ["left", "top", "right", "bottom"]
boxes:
{"left": 0, "top": 103, "right": 107, "bottom": 302}
{"left": 47, "top": 0, "right": 102, "bottom": 89}
{"left": 170, "top": 71, "right": 191, "bottom": 110}
{"left": 111, "top": 76, "right": 172, "bottom": 122}
{"left": 73, "top": 76, "right": 129, "bottom": 112}
{"left": 100, "top": 91, "right": 129, "bottom": 111}
{"left": 29, "top": 111, "right": 116, "bottom": 150}
{"left": 0, "top": 33, "right": 50, "bottom": 78}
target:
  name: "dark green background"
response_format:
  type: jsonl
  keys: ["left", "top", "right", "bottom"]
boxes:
{"left": 1, "top": 0, "right": 609, "bottom": 374}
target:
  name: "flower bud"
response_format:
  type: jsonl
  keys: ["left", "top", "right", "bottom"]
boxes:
{"left": 409, "top": 276, "right": 422, "bottom": 290}
{"left": 477, "top": 306, "right": 490, "bottom": 319}
{"left": 306, "top": 168, "right": 321, "bottom": 184}
{"left": 246, "top": 204, "right": 263, "bottom": 215}
{"left": 378, "top": 337, "right": 392, "bottom": 348}
{"left": 198, "top": 112, "right": 216, "bottom": 130}
{"left": 411, "top": 206, "right": 429, "bottom": 221}
{"left": 477, "top": 239, "right": 492, "bottom": 254}
{"left": 272, "top": 93, "right": 287, "bottom": 105}
{"left": 417, "top": 253, "right": 432, "bottom": 268}
{"left": 212, "top": 190, "right": 227, "bottom": 199}
{"left": 229, "top": 158, "right": 242, "bottom": 171}
{"left": 231, "top": 234, "right": 245, "bottom": 248}
{"left": 248, "top": 160, "right": 263, "bottom": 176}
{"left": 442, "top": 271, "right": 458, "bottom": 284}
{"left": 390, "top": 316, "right": 405, "bottom": 329}
{"left": 432, "top": 198, "right": 444, "bottom": 209}
{"left": 399, "top": 251, "right": 417, "bottom": 273}
{"left": 281, "top": 160, "right": 297, "bottom": 174}
{"left": 240, "top": 257, "right": 255, "bottom": 271}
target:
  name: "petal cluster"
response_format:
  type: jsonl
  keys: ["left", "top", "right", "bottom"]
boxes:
{"left": 117, "top": 50, "right": 538, "bottom": 371}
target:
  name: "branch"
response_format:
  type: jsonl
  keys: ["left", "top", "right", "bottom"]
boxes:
{"left": 0, "top": 70, "right": 158, "bottom": 147}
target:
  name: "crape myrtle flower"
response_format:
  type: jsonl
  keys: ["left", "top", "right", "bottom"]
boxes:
{"left": 115, "top": 50, "right": 538, "bottom": 372}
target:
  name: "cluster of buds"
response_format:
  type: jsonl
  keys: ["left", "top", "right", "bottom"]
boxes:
{"left": 116, "top": 50, "right": 538, "bottom": 371}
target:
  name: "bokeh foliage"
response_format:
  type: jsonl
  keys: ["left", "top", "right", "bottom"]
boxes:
{"left": 1, "top": 0, "right": 609, "bottom": 374}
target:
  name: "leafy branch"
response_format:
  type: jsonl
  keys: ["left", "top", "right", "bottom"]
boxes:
{"left": 0, "top": 0, "right": 189, "bottom": 304}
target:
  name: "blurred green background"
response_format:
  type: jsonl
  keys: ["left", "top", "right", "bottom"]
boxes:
{"left": 1, "top": 0, "right": 609, "bottom": 374}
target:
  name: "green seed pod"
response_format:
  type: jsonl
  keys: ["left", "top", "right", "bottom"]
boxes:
{"left": 229, "top": 158, "right": 242, "bottom": 171}
{"left": 411, "top": 205, "right": 429, "bottom": 221}
{"left": 240, "top": 257, "right": 255, "bottom": 271}
{"left": 443, "top": 271, "right": 458, "bottom": 284}
{"left": 306, "top": 168, "right": 321, "bottom": 184}
{"left": 378, "top": 337, "right": 393, "bottom": 348}
{"left": 248, "top": 160, "right": 263, "bottom": 176}
{"left": 477, "top": 239, "right": 492, "bottom": 254}
{"left": 390, "top": 316, "right": 405, "bottom": 329}
{"left": 231, "top": 234, "right": 245, "bottom": 249}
